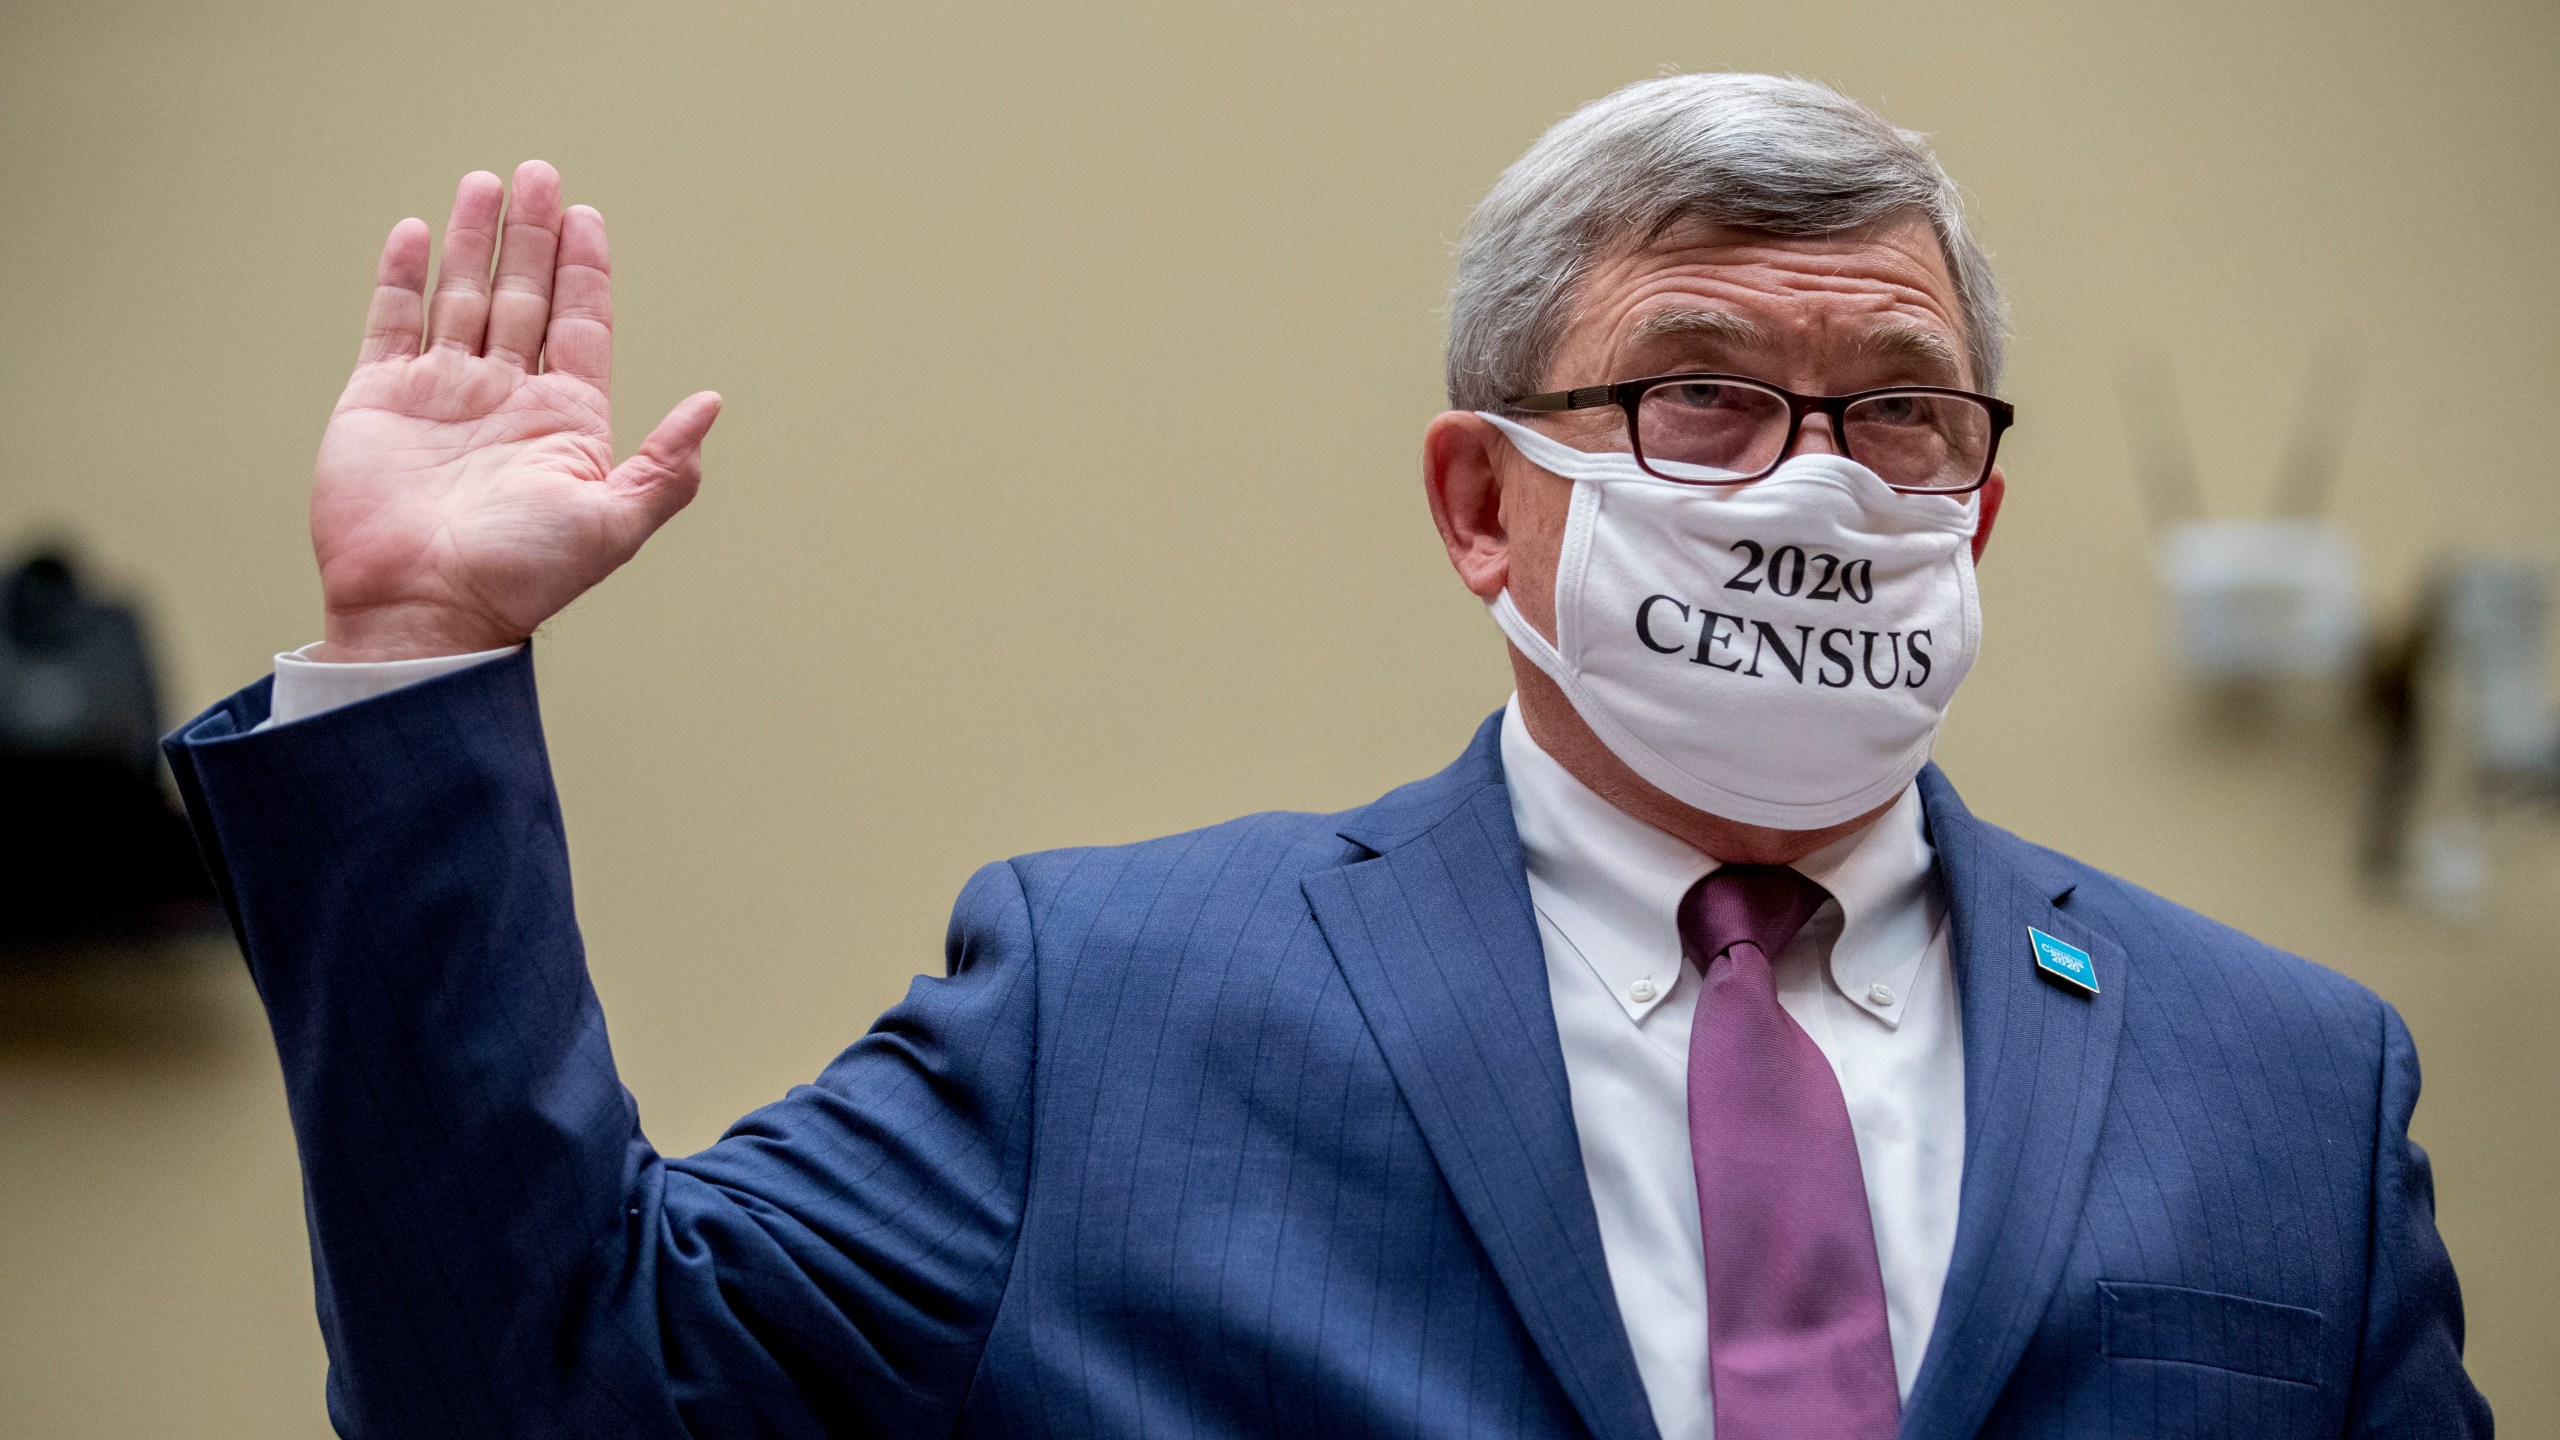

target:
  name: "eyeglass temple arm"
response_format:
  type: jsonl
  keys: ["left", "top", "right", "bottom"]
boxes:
{"left": 1499, "top": 385, "right": 1618, "bottom": 414}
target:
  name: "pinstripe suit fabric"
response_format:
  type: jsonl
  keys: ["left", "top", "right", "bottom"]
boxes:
{"left": 165, "top": 646, "right": 2486, "bottom": 1438}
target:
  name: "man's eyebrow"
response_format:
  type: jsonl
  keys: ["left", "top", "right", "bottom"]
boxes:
{"left": 1625, "top": 309, "right": 1967, "bottom": 383}
{"left": 1854, "top": 323, "right": 1964, "bottom": 379}
{"left": 1629, "top": 308, "right": 1767, "bottom": 348}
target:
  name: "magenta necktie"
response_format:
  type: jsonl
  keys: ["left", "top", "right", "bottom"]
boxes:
{"left": 1680, "top": 864, "right": 1900, "bottom": 1440}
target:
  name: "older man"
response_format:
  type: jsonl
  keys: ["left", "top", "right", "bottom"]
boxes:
{"left": 167, "top": 74, "right": 2486, "bottom": 1438}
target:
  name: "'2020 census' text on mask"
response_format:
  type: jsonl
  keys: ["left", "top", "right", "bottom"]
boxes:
{"left": 1484, "top": 413, "right": 1980, "bottom": 829}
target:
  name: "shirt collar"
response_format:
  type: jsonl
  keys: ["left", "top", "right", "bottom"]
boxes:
{"left": 1499, "top": 698, "right": 1941, "bottom": 1027}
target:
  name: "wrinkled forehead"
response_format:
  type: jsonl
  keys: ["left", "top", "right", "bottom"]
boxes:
{"left": 1559, "top": 215, "right": 1972, "bottom": 387}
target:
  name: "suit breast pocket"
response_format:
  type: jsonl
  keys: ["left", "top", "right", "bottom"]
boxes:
{"left": 2100, "top": 1281, "right": 2325, "bottom": 1387}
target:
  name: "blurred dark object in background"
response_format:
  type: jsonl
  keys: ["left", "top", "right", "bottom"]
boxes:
{"left": 1, "top": 547, "right": 217, "bottom": 947}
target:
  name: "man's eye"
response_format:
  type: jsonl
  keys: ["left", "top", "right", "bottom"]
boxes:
{"left": 1669, "top": 383, "right": 1734, "bottom": 408}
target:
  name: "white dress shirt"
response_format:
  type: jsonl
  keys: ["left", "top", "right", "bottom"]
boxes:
{"left": 1502, "top": 699, "right": 1964, "bottom": 1440}
{"left": 265, "top": 655, "right": 1965, "bottom": 1439}
{"left": 260, "top": 641, "right": 522, "bottom": 729}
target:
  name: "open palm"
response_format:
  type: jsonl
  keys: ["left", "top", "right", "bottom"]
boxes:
{"left": 312, "top": 162, "right": 720, "bottom": 661}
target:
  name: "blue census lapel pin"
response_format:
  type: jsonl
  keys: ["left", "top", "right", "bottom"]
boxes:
{"left": 2027, "top": 926, "right": 2100, "bottom": 996}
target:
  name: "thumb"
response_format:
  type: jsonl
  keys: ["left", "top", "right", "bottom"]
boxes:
{"left": 609, "top": 390, "right": 723, "bottom": 531}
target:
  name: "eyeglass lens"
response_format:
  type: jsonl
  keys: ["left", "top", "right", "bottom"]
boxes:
{"left": 1634, "top": 380, "right": 1993, "bottom": 491}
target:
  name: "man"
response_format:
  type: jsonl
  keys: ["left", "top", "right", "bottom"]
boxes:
{"left": 167, "top": 74, "right": 2488, "bottom": 1438}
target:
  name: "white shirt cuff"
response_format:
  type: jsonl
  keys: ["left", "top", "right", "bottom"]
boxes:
{"left": 260, "top": 642, "right": 524, "bottom": 730}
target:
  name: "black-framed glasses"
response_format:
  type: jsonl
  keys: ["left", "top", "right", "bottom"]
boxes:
{"left": 1503, "top": 373, "right": 2014, "bottom": 494}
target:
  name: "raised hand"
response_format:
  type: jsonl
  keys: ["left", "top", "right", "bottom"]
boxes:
{"left": 310, "top": 161, "right": 720, "bottom": 661}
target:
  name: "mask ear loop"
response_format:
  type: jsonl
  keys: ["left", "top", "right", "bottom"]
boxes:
{"left": 1547, "top": 469, "right": 1604, "bottom": 663}
{"left": 1475, "top": 413, "right": 1611, "bottom": 666}
{"left": 1476, "top": 413, "right": 1658, "bottom": 485}
{"left": 1487, "top": 589, "right": 1599, "bottom": 763}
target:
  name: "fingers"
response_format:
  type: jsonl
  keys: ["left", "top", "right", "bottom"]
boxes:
{"left": 543, "top": 204, "right": 613, "bottom": 390}
{"left": 609, "top": 391, "right": 724, "bottom": 529}
{"left": 483, "top": 160, "right": 564, "bottom": 370}
{"left": 356, "top": 218, "right": 432, "bottom": 365}
{"left": 425, "top": 170, "right": 503, "bottom": 352}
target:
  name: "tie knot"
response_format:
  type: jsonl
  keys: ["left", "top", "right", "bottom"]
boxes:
{"left": 1678, "top": 864, "right": 1829, "bottom": 971}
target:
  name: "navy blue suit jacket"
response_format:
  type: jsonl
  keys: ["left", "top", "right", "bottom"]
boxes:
{"left": 167, "top": 648, "right": 2487, "bottom": 1437}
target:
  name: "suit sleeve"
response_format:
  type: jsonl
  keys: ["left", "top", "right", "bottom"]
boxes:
{"left": 164, "top": 646, "right": 1038, "bottom": 1439}
{"left": 2346, "top": 1001, "right": 2492, "bottom": 1437}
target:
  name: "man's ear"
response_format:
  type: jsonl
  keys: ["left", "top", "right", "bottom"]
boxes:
{"left": 1423, "top": 410, "right": 1511, "bottom": 601}
{"left": 1970, "top": 467, "right": 2006, "bottom": 564}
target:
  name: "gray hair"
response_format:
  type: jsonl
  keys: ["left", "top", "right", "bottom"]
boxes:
{"left": 1446, "top": 73, "right": 2006, "bottom": 409}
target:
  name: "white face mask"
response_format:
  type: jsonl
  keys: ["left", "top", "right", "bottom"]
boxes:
{"left": 1479, "top": 412, "right": 1983, "bottom": 830}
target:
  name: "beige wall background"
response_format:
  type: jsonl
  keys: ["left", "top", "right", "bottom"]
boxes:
{"left": 4, "top": 0, "right": 2554, "bottom": 1433}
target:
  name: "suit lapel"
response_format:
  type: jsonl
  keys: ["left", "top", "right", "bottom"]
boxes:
{"left": 1303, "top": 717, "right": 1661, "bottom": 1440}
{"left": 1899, "top": 766, "right": 2128, "bottom": 1440}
